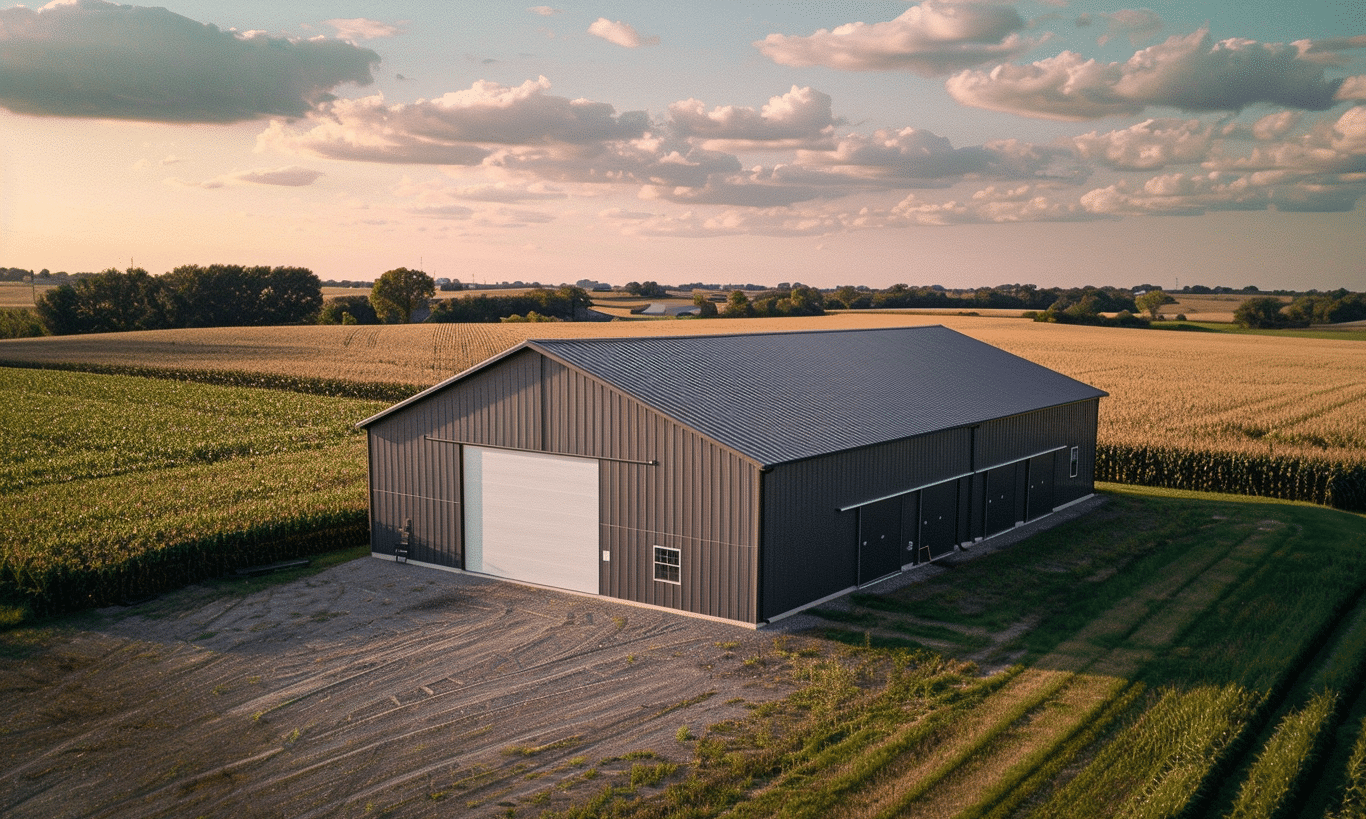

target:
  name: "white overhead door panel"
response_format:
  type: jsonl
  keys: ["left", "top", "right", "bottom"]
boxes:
{"left": 463, "top": 447, "right": 600, "bottom": 594}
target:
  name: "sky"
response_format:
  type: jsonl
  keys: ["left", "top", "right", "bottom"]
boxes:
{"left": 2, "top": 0, "right": 1365, "bottom": 291}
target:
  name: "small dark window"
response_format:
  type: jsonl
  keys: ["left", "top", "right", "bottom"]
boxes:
{"left": 654, "top": 546, "right": 680, "bottom": 584}
{"left": 1070, "top": 446, "right": 1080, "bottom": 478}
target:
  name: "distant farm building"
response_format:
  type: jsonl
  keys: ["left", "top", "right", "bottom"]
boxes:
{"left": 636, "top": 302, "right": 702, "bottom": 317}
{"left": 357, "top": 326, "right": 1107, "bottom": 626}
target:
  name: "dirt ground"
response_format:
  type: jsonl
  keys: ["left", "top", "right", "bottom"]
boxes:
{"left": 0, "top": 559, "right": 791, "bottom": 818}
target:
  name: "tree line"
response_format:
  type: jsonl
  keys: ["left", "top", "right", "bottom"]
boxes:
{"left": 1234, "top": 290, "right": 1366, "bottom": 328}
{"left": 35, "top": 266, "right": 322, "bottom": 335}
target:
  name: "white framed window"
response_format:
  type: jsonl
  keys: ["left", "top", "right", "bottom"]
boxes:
{"left": 653, "top": 546, "right": 680, "bottom": 584}
{"left": 1070, "top": 446, "right": 1080, "bottom": 478}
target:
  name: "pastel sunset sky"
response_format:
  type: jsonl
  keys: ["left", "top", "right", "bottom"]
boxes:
{"left": 2, "top": 0, "right": 1364, "bottom": 290}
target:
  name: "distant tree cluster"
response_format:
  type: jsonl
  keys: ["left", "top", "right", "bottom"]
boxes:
{"left": 722, "top": 285, "right": 825, "bottom": 318}
{"left": 428, "top": 286, "right": 592, "bottom": 323}
{"left": 1234, "top": 290, "right": 1366, "bottom": 328}
{"left": 677, "top": 281, "right": 766, "bottom": 292}
{"left": 824, "top": 282, "right": 1138, "bottom": 315}
{"left": 316, "top": 295, "right": 379, "bottom": 325}
{"left": 623, "top": 281, "right": 670, "bottom": 298}
{"left": 34, "top": 265, "right": 322, "bottom": 335}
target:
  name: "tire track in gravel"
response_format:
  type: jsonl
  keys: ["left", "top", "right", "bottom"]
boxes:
{"left": 1, "top": 559, "right": 785, "bottom": 819}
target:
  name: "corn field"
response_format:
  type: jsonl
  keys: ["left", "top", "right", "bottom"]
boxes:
{"left": 0, "top": 369, "right": 385, "bottom": 616}
{"left": 2, "top": 315, "right": 1364, "bottom": 507}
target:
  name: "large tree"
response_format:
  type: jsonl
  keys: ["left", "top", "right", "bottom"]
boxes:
{"left": 1135, "top": 289, "right": 1174, "bottom": 320}
{"left": 1233, "top": 297, "right": 1288, "bottom": 329}
{"left": 371, "top": 268, "right": 435, "bottom": 324}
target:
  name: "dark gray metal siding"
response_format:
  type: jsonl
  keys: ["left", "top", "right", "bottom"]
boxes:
{"left": 760, "top": 428, "right": 974, "bottom": 620}
{"left": 976, "top": 399, "right": 1100, "bottom": 506}
{"left": 759, "top": 397, "right": 1102, "bottom": 621}
{"left": 542, "top": 360, "right": 759, "bottom": 623}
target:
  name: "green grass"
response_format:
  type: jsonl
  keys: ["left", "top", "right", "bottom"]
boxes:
{"left": 1150, "top": 321, "right": 1366, "bottom": 341}
{"left": 544, "top": 487, "right": 1366, "bottom": 819}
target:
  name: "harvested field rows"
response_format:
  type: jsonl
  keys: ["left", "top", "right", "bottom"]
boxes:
{"left": 3, "top": 316, "right": 1360, "bottom": 467}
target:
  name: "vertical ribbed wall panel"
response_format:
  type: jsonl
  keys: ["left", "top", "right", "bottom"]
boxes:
{"left": 760, "top": 428, "right": 974, "bottom": 620}
{"left": 977, "top": 399, "right": 1100, "bottom": 507}
{"left": 543, "top": 359, "right": 758, "bottom": 623}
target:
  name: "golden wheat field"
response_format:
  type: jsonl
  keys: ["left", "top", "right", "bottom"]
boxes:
{"left": 1, "top": 313, "right": 1362, "bottom": 465}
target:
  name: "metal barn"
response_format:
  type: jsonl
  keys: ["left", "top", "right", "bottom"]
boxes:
{"left": 357, "top": 326, "right": 1106, "bottom": 626}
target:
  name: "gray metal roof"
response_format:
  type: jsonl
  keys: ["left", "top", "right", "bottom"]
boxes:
{"left": 534, "top": 325, "right": 1105, "bottom": 466}
{"left": 359, "top": 325, "right": 1106, "bottom": 467}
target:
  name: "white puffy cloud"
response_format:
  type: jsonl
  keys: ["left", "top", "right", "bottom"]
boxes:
{"left": 754, "top": 0, "right": 1035, "bottom": 76}
{"left": 1337, "top": 77, "right": 1366, "bottom": 101}
{"left": 587, "top": 18, "right": 658, "bottom": 49}
{"left": 1330, "top": 106, "right": 1366, "bottom": 154}
{"left": 0, "top": 0, "right": 378, "bottom": 122}
{"left": 170, "top": 165, "right": 324, "bottom": 189}
{"left": 1251, "top": 111, "right": 1303, "bottom": 141}
{"left": 529, "top": 6, "right": 562, "bottom": 16}
{"left": 487, "top": 137, "right": 743, "bottom": 188}
{"left": 259, "top": 77, "right": 649, "bottom": 164}
{"left": 668, "top": 86, "right": 843, "bottom": 150}
{"left": 798, "top": 127, "right": 1087, "bottom": 184}
{"left": 1072, "top": 119, "right": 1214, "bottom": 170}
{"left": 948, "top": 28, "right": 1348, "bottom": 120}
{"left": 1080, "top": 173, "right": 1270, "bottom": 216}
{"left": 1292, "top": 34, "right": 1366, "bottom": 65}
{"left": 325, "top": 18, "right": 402, "bottom": 41}
{"left": 1077, "top": 9, "right": 1163, "bottom": 46}
{"left": 889, "top": 185, "right": 1101, "bottom": 225}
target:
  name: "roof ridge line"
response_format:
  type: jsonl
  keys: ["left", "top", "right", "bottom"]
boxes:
{"left": 528, "top": 324, "right": 947, "bottom": 345}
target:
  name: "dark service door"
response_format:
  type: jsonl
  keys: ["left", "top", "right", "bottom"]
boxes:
{"left": 920, "top": 480, "right": 959, "bottom": 562}
{"left": 858, "top": 496, "right": 902, "bottom": 585}
{"left": 985, "top": 463, "right": 1019, "bottom": 537}
{"left": 1026, "top": 452, "right": 1056, "bottom": 521}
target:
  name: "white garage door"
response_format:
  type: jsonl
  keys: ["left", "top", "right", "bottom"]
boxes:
{"left": 463, "top": 447, "right": 600, "bottom": 594}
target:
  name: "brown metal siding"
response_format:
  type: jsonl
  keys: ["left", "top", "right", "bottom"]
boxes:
{"left": 542, "top": 360, "right": 759, "bottom": 623}
{"left": 365, "top": 352, "right": 760, "bottom": 623}
{"left": 760, "top": 428, "right": 974, "bottom": 620}
{"left": 367, "top": 410, "right": 463, "bottom": 566}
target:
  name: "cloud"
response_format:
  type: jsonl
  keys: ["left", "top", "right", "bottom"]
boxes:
{"left": 668, "top": 86, "right": 843, "bottom": 150}
{"left": 325, "top": 18, "right": 403, "bottom": 41}
{"left": 0, "top": 0, "right": 379, "bottom": 122}
{"left": 587, "top": 18, "right": 659, "bottom": 49}
{"left": 889, "top": 185, "right": 1102, "bottom": 225}
{"left": 1251, "top": 111, "right": 1303, "bottom": 141}
{"left": 431, "top": 181, "right": 568, "bottom": 202}
{"left": 797, "top": 127, "right": 1087, "bottom": 184}
{"left": 529, "top": 6, "right": 562, "bottom": 16}
{"left": 1072, "top": 118, "right": 1214, "bottom": 170}
{"left": 1293, "top": 34, "right": 1366, "bottom": 65}
{"left": 487, "top": 137, "right": 743, "bottom": 188}
{"left": 260, "top": 77, "right": 649, "bottom": 164}
{"left": 170, "top": 165, "right": 324, "bottom": 189}
{"left": 948, "top": 28, "right": 1347, "bottom": 120}
{"left": 754, "top": 1, "right": 1036, "bottom": 76}
{"left": 1337, "top": 77, "right": 1366, "bottom": 101}
{"left": 1077, "top": 9, "right": 1163, "bottom": 46}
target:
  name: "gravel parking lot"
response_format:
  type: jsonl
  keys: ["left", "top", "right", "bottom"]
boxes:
{"left": 0, "top": 558, "right": 790, "bottom": 818}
